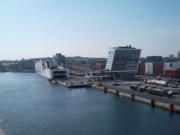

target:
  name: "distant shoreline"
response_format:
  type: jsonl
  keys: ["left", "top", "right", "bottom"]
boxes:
{"left": 0, "top": 71, "right": 35, "bottom": 73}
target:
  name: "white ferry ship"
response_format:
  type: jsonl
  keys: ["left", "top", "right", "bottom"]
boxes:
{"left": 35, "top": 60, "right": 69, "bottom": 81}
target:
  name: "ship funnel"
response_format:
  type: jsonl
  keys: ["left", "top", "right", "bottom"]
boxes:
{"left": 45, "top": 61, "right": 50, "bottom": 69}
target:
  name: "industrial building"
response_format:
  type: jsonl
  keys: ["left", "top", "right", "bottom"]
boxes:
{"left": 164, "top": 62, "right": 180, "bottom": 78}
{"left": 65, "top": 57, "right": 106, "bottom": 72}
{"left": 138, "top": 55, "right": 180, "bottom": 79}
{"left": 144, "top": 56, "right": 164, "bottom": 75}
{"left": 0, "top": 60, "right": 35, "bottom": 72}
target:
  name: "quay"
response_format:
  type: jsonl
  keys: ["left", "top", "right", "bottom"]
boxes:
{"left": 57, "top": 80, "right": 90, "bottom": 88}
{"left": 91, "top": 82, "right": 180, "bottom": 113}
{"left": 56, "top": 75, "right": 90, "bottom": 88}
{"left": 54, "top": 76, "right": 180, "bottom": 113}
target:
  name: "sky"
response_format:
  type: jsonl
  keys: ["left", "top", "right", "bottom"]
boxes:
{"left": 0, "top": 0, "right": 180, "bottom": 60}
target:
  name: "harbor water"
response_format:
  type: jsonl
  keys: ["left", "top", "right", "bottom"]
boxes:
{"left": 0, "top": 73, "right": 180, "bottom": 135}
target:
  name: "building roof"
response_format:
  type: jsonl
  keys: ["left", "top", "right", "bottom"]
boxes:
{"left": 112, "top": 45, "right": 140, "bottom": 50}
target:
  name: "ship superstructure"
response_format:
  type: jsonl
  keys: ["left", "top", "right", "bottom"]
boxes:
{"left": 35, "top": 60, "right": 69, "bottom": 81}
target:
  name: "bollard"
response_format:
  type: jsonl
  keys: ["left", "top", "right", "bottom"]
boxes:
{"left": 169, "top": 104, "right": 174, "bottom": 113}
{"left": 131, "top": 95, "right": 135, "bottom": 101}
{"left": 151, "top": 99, "right": 155, "bottom": 107}
{"left": 116, "top": 90, "right": 119, "bottom": 96}
{"left": 104, "top": 87, "right": 107, "bottom": 93}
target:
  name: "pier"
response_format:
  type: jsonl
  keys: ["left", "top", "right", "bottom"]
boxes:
{"left": 56, "top": 75, "right": 90, "bottom": 88}
{"left": 57, "top": 80, "right": 90, "bottom": 88}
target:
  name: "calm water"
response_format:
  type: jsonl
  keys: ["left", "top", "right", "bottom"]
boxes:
{"left": 0, "top": 73, "right": 180, "bottom": 135}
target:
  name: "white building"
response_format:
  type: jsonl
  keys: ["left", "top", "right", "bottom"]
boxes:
{"left": 164, "top": 62, "right": 180, "bottom": 71}
{"left": 145, "top": 63, "right": 153, "bottom": 75}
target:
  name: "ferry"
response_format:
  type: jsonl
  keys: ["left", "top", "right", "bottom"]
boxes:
{"left": 35, "top": 60, "right": 69, "bottom": 81}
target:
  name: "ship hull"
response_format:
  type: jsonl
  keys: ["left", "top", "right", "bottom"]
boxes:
{"left": 36, "top": 72, "right": 51, "bottom": 81}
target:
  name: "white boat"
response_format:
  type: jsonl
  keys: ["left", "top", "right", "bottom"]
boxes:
{"left": 35, "top": 60, "right": 69, "bottom": 81}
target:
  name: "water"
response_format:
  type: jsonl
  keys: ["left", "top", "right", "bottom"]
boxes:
{"left": 0, "top": 72, "right": 180, "bottom": 135}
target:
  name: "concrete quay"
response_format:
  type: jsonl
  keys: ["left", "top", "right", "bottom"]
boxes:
{"left": 91, "top": 83, "right": 180, "bottom": 113}
{"left": 55, "top": 75, "right": 180, "bottom": 113}
{"left": 57, "top": 80, "right": 90, "bottom": 88}
{"left": 56, "top": 76, "right": 90, "bottom": 88}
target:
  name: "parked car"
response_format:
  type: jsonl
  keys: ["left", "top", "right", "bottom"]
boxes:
{"left": 138, "top": 85, "right": 147, "bottom": 92}
{"left": 115, "top": 80, "right": 122, "bottom": 82}
{"left": 146, "top": 86, "right": 154, "bottom": 94}
{"left": 98, "top": 82, "right": 103, "bottom": 87}
{"left": 156, "top": 89, "right": 166, "bottom": 96}
{"left": 167, "top": 91, "right": 173, "bottom": 98}
{"left": 151, "top": 87, "right": 159, "bottom": 95}
{"left": 112, "top": 82, "right": 120, "bottom": 86}
{"left": 130, "top": 84, "right": 140, "bottom": 90}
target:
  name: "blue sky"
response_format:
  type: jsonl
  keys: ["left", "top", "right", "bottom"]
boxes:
{"left": 0, "top": 0, "right": 180, "bottom": 60}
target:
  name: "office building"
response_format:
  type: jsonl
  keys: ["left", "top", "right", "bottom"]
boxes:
{"left": 54, "top": 53, "right": 66, "bottom": 66}
{"left": 105, "top": 45, "right": 141, "bottom": 80}
{"left": 105, "top": 45, "right": 141, "bottom": 71}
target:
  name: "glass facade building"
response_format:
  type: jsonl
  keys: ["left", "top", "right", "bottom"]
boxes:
{"left": 54, "top": 53, "right": 66, "bottom": 66}
{"left": 105, "top": 46, "right": 141, "bottom": 71}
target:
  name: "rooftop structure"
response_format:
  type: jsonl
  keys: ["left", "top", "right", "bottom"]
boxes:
{"left": 163, "top": 56, "right": 180, "bottom": 62}
{"left": 146, "top": 56, "right": 163, "bottom": 62}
